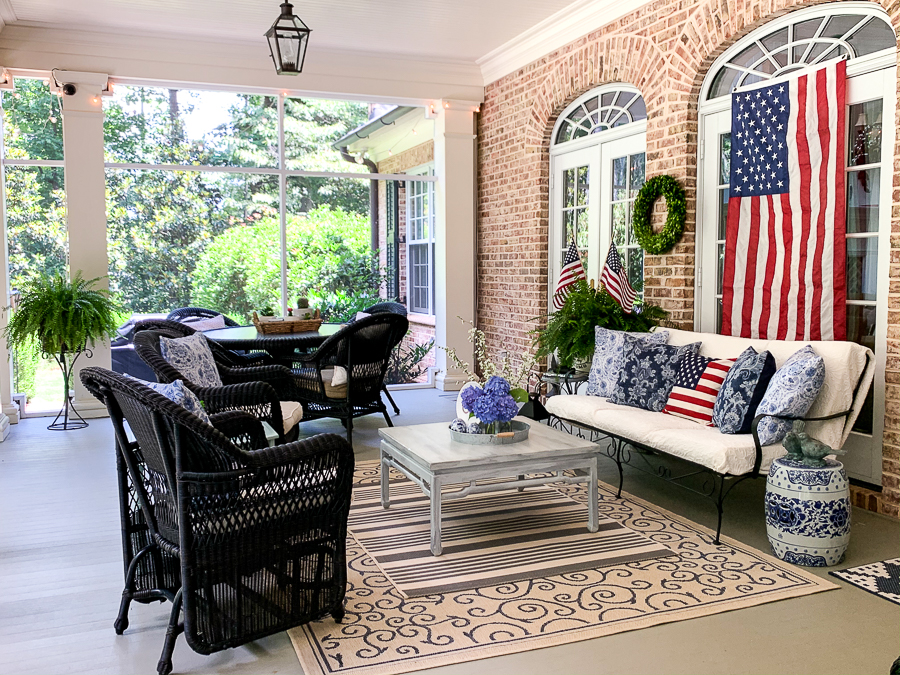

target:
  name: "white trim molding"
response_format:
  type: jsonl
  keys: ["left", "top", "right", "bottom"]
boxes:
{"left": 477, "top": 0, "right": 648, "bottom": 85}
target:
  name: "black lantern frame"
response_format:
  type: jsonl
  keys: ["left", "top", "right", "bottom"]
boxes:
{"left": 266, "top": 1, "right": 311, "bottom": 76}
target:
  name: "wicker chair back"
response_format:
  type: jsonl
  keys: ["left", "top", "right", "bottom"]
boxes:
{"left": 166, "top": 306, "right": 240, "bottom": 327}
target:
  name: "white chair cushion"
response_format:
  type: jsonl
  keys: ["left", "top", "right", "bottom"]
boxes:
{"left": 280, "top": 401, "right": 304, "bottom": 435}
{"left": 642, "top": 426, "right": 784, "bottom": 476}
{"left": 181, "top": 314, "right": 227, "bottom": 331}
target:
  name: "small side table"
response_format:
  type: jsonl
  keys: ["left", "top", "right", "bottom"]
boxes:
{"left": 765, "top": 457, "right": 850, "bottom": 567}
{"left": 541, "top": 371, "right": 588, "bottom": 397}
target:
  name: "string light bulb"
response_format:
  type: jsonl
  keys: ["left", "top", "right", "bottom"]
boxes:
{"left": 42, "top": 78, "right": 50, "bottom": 86}
{"left": 49, "top": 116, "right": 57, "bottom": 123}
{"left": 443, "top": 102, "right": 450, "bottom": 109}
{"left": 91, "top": 95, "right": 100, "bottom": 104}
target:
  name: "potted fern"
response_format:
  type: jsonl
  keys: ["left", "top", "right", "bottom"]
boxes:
{"left": 531, "top": 280, "right": 667, "bottom": 371}
{"left": 4, "top": 272, "right": 124, "bottom": 430}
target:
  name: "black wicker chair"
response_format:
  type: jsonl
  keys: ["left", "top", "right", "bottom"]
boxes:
{"left": 166, "top": 306, "right": 240, "bottom": 327}
{"left": 133, "top": 326, "right": 299, "bottom": 443}
{"left": 135, "top": 319, "right": 276, "bottom": 368}
{"left": 293, "top": 313, "right": 408, "bottom": 444}
{"left": 81, "top": 367, "right": 354, "bottom": 675}
{"left": 360, "top": 302, "right": 408, "bottom": 415}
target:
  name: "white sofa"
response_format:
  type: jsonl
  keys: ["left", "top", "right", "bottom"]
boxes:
{"left": 543, "top": 328, "right": 875, "bottom": 540}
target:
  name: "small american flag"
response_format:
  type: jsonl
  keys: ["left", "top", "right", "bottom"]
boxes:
{"left": 552, "top": 241, "right": 586, "bottom": 310}
{"left": 600, "top": 243, "right": 637, "bottom": 313}
{"left": 722, "top": 58, "right": 846, "bottom": 340}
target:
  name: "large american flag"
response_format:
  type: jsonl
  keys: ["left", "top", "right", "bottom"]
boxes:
{"left": 552, "top": 240, "right": 586, "bottom": 310}
{"left": 722, "top": 59, "right": 846, "bottom": 340}
{"left": 600, "top": 242, "right": 637, "bottom": 313}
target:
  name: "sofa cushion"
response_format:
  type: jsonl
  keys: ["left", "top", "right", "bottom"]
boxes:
{"left": 609, "top": 338, "right": 700, "bottom": 412}
{"left": 643, "top": 426, "right": 784, "bottom": 476}
{"left": 712, "top": 347, "right": 776, "bottom": 434}
{"left": 755, "top": 346, "right": 826, "bottom": 445}
{"left": 662, "top": 354, "right": 736, "bottom": 426}
{"left": 586, "top": 328, "right": 669, "bottom": 398}
{"left": 180, "top": 314, "right": 227, "bottom": 331}
{"left": 160, "top": 332, "right": 223, "bottom": 387}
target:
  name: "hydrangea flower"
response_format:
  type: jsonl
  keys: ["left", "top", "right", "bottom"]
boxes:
{"left": 460, "top": 384, "right": 482, "bottom": 414}
{"left": 483, "top": 375, "right": 511, "bottom": 397}
{"left": 472, "top": 391, "right": 518, "bottom": 424}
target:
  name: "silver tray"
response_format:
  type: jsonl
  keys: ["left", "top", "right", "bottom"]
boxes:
{"left": 449, "top": 420, "right": 530, "bottom": 445}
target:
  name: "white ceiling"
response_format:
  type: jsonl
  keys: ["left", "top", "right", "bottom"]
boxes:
{"left": 6, "top": 0, "right": 579, "bottom": 63}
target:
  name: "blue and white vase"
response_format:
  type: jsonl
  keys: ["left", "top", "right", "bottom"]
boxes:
{"left": 765, "top": 457, "right": 850, "bottom": 567}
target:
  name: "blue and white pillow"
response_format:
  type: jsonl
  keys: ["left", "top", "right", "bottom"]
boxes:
{"left": 608, "top": 337, "right": 701, "bottom": 412}
{"left": 755, "top": 346, "right": 825, "bottom": 445}
{"left": 159, "top": 332, "right": 223, "bottom": 387}
{"left": 126, "top": 376, "right": 210, "bottom": 424}
{"left": 712, "top": 347, "right": 777, "bottom": 434}
{"left": 586, "top": 328, "right": 670, "bottom": 398}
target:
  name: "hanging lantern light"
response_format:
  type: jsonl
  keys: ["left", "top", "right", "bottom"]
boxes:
{"left": 265, "top": 1, "right": 311, "bottom": 75}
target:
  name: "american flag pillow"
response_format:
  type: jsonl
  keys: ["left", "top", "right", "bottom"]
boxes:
{"left": 662, "top": 352, "right": 736, "bottom": 427}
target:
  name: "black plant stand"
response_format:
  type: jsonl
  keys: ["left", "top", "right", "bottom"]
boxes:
{"left": 45, "top": 347, "right": 91, "bottom": 431}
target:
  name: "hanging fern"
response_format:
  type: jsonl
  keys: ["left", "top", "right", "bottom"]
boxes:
{"left": 4, "top": 272, "right": 125, "bottom": 355}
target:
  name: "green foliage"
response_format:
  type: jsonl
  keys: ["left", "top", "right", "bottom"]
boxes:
{"left": 4, "top": 272, "right": 124, "bottom": 354}
{"left": 385, "top": 338, "right": 434, "bottom": 385}
{"left": 191, "top": 206, "right": 383, "bottom": 323}
{"left": 631, "top": 175, "right": 687, "bottom": 255}
{"left": 532, "top": 281, "right": 668, "bottom": 368}
{"left": 12, "top": 339, "right": 40, "bottom": 400}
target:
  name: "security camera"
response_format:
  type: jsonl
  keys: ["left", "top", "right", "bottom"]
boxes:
{"left": 62, "top": 83, "right": 77, "bottom": 96}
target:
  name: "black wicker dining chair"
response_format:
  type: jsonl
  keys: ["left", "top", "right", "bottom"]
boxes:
{"left": 133, "top": 326, "right": 300, "bottom": 443}
{"left": 293, "top": 313, "right": 408, "bottom": 444}
{"left": 360, "top": 302, "right": 408, "bottom": 415}
{"left": 81, "top": 367, "right": 354, "bottom": 675}
{"left": 135, "top": 319, "right": 276, "bottom": 368}
{"left": 166, "top": 306, "right": 241, "bottom": 327}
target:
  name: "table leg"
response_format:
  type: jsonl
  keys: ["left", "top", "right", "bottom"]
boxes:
{"left": 587, "top": 459, "right": 599, "bottom": 533}
{"left": 380, "top": 451, "right": 391, "bottom": 509}
{"left": 430, "top": 476, "right": 443, "bottom": 556}
{"left": 517, "top": 474, "right": 525, "bottom": 492}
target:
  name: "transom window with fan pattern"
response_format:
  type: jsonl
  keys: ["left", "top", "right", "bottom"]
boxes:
{"left": 555, "top": 90, "right": 647, "bottom": 145}
{"left": 706, "top": 11, "right": 895, "bottom": 100}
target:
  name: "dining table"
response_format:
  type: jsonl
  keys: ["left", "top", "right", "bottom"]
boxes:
{"left": 203, "top": 323, "right": 343, "bottom": 368}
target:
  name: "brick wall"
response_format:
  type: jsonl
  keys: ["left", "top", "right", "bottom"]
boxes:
{"left": 377, "top": 141, "right": 437, "bottom": 377}
{"left": 477, "top": 0, "right": 900, "bottom": 517}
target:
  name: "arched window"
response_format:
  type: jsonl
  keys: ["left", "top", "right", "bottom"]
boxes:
{"left": 549, "top": 86, "right": 647, "bottom": 299}
{"left": 696, "top": 4, "right": 896, "bottom": 486}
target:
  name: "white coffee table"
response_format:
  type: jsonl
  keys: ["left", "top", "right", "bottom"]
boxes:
{"left": 378, "top": 419, "right": 601, "bottom": 556}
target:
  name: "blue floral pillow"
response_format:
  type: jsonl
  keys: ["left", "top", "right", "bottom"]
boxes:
{"left": 712, "top": 347, "right": 777, "bottom": 434}
{"left": 159, "top": 332, "right": 223, "bottom": 388}
{"left": 586, "top": 328, "right": 669, "bottom": 398}
{"left": 755, "top": 346, "right": 825, "bottom": 445}
{"left": 608, "top": 337, "right": 701, "bottom": 412}
{"left": 125, "top": 376, "right": 210, "bottom": 424}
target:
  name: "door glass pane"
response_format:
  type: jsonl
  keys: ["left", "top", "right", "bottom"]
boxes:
{"left": 612, "top": 202, "right": 627, "bottom": 247}
{"left": 846, "top": 237, "right": 878, "bottom": 301}
{"left": 718, "top": 188, "right": 730, "bottom": 240}
{"left": 717, "top": 243, "right": 725, "bottom": 294}
{"left": 629, "top": 153, "right": 645, "bottom": 197}
{"left": 848, "top": 100, "right": 883, "bottom": 166}
{"left": 846, "top": 168, "right": 880, "bottom": 233}
{"left": 564, "top": 169, "right": 575, "bottom": 208}
{"left": 846, "top": 303, "right": 876, "bottom": 435}
{"left": 719, "top": 134, "right": 731, "bottom": 185}
{"left": 628, "top": 248, "right": 643, "bottom": 289}
{"left": 576, "top": 209, "right": 589, "bottom": 250}
{"left": 612, "top": 157, "right": 627, "bottom": 200}
{"left": 564, "top": 210, "right": 575, "bottom": 246}
{"left": 577, "top": 166, "right": 589, "bottom": 206}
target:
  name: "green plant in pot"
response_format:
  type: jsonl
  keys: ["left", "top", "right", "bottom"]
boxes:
{"left": 3, "top": 272, "right": 124, "bottom": 430}
{"left": 531, "top": 280, "right": 667, "bottom": 371}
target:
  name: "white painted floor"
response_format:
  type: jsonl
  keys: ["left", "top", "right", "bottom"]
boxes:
{"left": 0, "top": 388, "right": 897, "bottom": 675}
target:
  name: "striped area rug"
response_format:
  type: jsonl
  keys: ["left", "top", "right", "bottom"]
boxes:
{"left": 349, "top": 476, "right": 672, "bottom": 597}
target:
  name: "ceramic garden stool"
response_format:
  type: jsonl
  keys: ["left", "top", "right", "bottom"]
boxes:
{"left": 764, "top": 457, "right": 851, "bottom": 567}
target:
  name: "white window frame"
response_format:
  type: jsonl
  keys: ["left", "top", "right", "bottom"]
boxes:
{"left": 406, "top": 164, "right": 435, "bottom": 316}
{"left": 696, "top": 2, "right": 897, "bottom": 485}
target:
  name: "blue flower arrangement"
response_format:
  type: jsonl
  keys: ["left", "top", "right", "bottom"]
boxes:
{"left": 456, "top": 375, "right": 526, "bottom": 434}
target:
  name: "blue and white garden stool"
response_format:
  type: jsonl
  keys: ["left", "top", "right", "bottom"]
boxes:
{"left": 765, "top": 457, "right": 850, "bottom": 567}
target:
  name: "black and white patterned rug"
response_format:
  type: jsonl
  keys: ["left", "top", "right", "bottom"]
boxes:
{"left": 830, "top": 558, "right": 900, "bottom": 605}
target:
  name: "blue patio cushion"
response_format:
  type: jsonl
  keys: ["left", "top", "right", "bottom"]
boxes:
{"left": 712, "top": 347, "right": 777, "bottom": 434}
{"left": 125, "top": 375, "right": 210, "bottom": 424}
{"left": 159, "top": 332, "right": 223, "bottom": 388}
{"left": 586, "top": 327, "right": 669, "bottom": 398}
{"left": 608, "top": 337, "right": 701, "bottom": 412}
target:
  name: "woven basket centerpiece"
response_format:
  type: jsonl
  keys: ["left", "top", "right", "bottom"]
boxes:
{"left": 252, "top": 310, "right": 323, "bottom": 334}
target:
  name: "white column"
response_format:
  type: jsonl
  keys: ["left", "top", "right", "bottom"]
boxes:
{"left": 60, "top": 72, "right": 111, "bottom": 418}
{"left": 433, "top": 100, "right": 477, "bottom": 391}
{"left": 0, "top": 119, "right": 15, "bottom": 434}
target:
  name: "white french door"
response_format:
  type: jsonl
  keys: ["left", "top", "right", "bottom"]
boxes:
{"left": 549, "top": 132, "right": 646, "bottom": 293}
{"left": 697, "top": 66, "right": 895, "bottom": 484}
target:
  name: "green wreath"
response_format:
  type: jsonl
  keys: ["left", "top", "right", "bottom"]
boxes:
{"left": 631, "top": 175, "right": 687, "bottom": 255}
